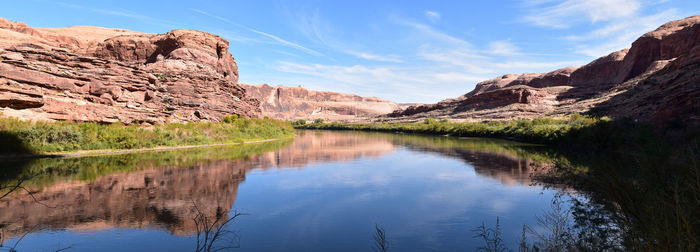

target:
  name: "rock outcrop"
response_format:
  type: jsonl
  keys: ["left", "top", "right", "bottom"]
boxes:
{"left": 390, "top": 15, "right": 700, "bottom": 124}
{"left": 0, "top": 17, "right": 259, "bottom": 123}
{"left": 243, "top": 84, "right": 400, "bottom": 121}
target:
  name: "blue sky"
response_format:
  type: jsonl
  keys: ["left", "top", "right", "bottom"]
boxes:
{"left": 2, "top": 0, "right": 698, "bottom": 103}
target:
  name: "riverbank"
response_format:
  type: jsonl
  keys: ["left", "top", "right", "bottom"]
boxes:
{"left": 0, "top": 115, "right": 294, "bottom": 154}
{"left": 0, "top": 138, "right": 284, "bottom": 159}
{"left": 294, "top": 115, "right": 607, "bottom": 144}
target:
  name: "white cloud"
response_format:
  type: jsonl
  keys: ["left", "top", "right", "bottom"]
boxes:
{"left": 522, "top": 0, "right": 642, "bottom": 28}
{"left": 57, "top": 2, "right": 180, "bottom": 29}
{"left": 273, "top": 52, "right": 584, "bottom": 103}
{"left": 265, "top": 15, "right": 591, "bottom": 103}
{"left": 425, "top": 10, "right": 441, "bottom": 23}
{"left": 486, "top": 40, "right": 520, "bottom": 56}
{"left": 520, "top": 0, "right": 682, "bottom": 57}
{"left": 393, "top": 17, "right": 472, "bottom": 47}
{"left": 567, "top": 9, "right": 679, "bottom": 57}
{"left": 295, "top": 9, "right": 402, "bottom": 63}
{"left": 353, "top": 52, "right": 403, "bottom": 63}
{"left": 192, "top": 8, "right": 324, "bottom": 56}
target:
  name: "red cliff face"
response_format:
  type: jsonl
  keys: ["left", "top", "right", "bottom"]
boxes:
{"left": 391, "top": 15, "right": 700, "bottom": 124}
{"left": 0, "top": 17, "right": 259, "bottom": 123}
{"left": 243, "top": 84, "right": 400, "bottom": 121}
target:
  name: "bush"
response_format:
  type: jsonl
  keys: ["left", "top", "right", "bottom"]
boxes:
{"left": 222, "top": 114, "right": 239, "bottom": 123}
{"left": 424, "top": 118, "right": 437, "bottom": 124}
{"left": 314, "top": 118, "right": 325, "bottom": 124}
{"left": 291, "top": 119, "right": 306, "bottom": 126}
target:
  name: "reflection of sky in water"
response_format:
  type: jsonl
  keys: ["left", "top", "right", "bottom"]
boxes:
{"left": 234, "top": 148, "right": 564, "bottom": 251}
{"left": 6, "top": 133, "right": 568, "bottom": 252}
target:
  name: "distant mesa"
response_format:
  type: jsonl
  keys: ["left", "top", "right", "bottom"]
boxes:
{"left": 242, "top": 83, "right": 400, "bottom": 121}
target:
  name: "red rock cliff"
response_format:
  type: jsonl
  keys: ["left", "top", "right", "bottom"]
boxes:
{"left": 243, "top": 84, "right": 400, "bottom": 121}
{"left": 391, "top": 15, "right": 700, "bottom": 124}
{"left": 0, "top": 17, "right": 260, "bottom": 123}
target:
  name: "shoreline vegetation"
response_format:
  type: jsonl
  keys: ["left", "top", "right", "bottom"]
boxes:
{"left": 0, "top": 138, "right": 294, "bottom": 188}
{"left": 0, "top": 115, "right": 294, "bottom": 155}
{"left": 294, "top": 115, "right": 620, "bottom": 145}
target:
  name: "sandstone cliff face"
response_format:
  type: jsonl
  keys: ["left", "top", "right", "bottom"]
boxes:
{"left": 243, "top": 84, "right": 400, "bottom": 121}
{"left": 0, "top": 17, "right": 259, "bottom": 123}
{"left": 391, "top": 16, "right": 700, "bottom": 124}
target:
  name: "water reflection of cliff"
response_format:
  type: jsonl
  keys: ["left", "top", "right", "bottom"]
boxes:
{"left": 0, "top": 130, "right": 557, "bottom": 237}
{"left": 387, "top": 135, "right": 556, "bottom": 185}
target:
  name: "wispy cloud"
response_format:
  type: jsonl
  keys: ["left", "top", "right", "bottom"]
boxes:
{"left": 425, "top": 10, "right": 440, "bottom": 23}
{"left": 267, "top": 14, "right": 588, "bottom": 103}
{"left": 566, "top": 8, "right": 679, "bottom": 57}
{"left": 520, "top": 0, "right": 682, "bottom": 57}
{"left": 192, "top": 8, "right": 324, "bottom": 56}
{"left": 486, "top": 40, "right": 520, "bottom": 56}
{"left": 295, "top": 9, "right": 402, "bottom": 63}
{"left": 57, "top": 2, "right": 180, "bottom": 29}
{"left": 353, "top": 52, "right": 403, "bottom": 63}
{"left": 275, "top": 61, "right": 479, "bottom": 102}
{"left": 392, "top": 16, "right": 472, "bottom": 47}
{"left": 522, "top": 0, "right": 641, "bottom": 28}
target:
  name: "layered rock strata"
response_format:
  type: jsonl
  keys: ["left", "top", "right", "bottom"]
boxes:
{"left": 243, "top": 84, "right": 399, "bottom": 121}
{"left": 391, "top": 16, "right": 700, "bottom": 124}
{"left": 0, "top": 17, "right": 259, "bottom": 123}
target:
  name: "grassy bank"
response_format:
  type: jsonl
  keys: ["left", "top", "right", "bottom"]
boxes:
{"left": 294, "top": 115, "right": 618, "bottom": 144}
{"left": 0, "top": 138, "right": 293, "bottom": 188}
{"left": 0, "top": 115, "right": 294, "bottom": 154}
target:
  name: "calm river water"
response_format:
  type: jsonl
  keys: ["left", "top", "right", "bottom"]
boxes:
{"left": 0, "top": 130, "right": 572, "bottom": 251}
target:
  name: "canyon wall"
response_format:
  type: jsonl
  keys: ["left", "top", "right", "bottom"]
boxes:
{"left": 390, "top": 15, "right": 700, "bottom": 124}
{"left": 243, "top": 84, "right": 399, "bottom": 121}
{"left": 0, "top": 17, "right": 260, "bottom": 124}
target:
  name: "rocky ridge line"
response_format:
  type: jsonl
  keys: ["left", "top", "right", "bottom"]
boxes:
{"left": 243, "top": 83, "right": 400, "bottom": 121}
{"left": 390, "top": 15, "right": 700, "bottom": 124}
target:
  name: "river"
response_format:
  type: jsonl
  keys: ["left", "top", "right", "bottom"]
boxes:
{"left": 0, "top": 130, "right": 574, "bottom": 251}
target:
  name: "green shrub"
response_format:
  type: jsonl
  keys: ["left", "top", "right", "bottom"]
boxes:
{"left": 291, "top": 119, "right": 306, "bottom": 126}
{"left": 424, "top": 118, "right": 437, "bottom": 124}
{"left": 222, "top": 114, "right": 239, "bottom": 123}
{"left": 314, "top": 118, "right": 325, "bottom": 124}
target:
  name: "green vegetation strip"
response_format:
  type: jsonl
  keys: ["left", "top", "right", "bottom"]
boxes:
{"left": 0, "top": 138, "right": 294, "bottom": 187}
{"left": 294, "top": 115, "right": 606, "bottom": 144}
{"left": 0, "top": 115, "right": 294, "bottom": 154}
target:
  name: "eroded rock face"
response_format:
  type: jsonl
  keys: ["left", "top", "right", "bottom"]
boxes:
{"left": 0, "top": 17, "right": 259, "bottom": 123}
{"left": 390, "top": 15, "right": 700, "bottom": 124}
{"left": 243, "top": 84, "right": 400, "bottom": 121}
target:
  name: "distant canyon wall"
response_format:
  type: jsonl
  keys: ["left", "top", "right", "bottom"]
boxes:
{"left": 243, "top": 84, "right": 400, "bottom": 121}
